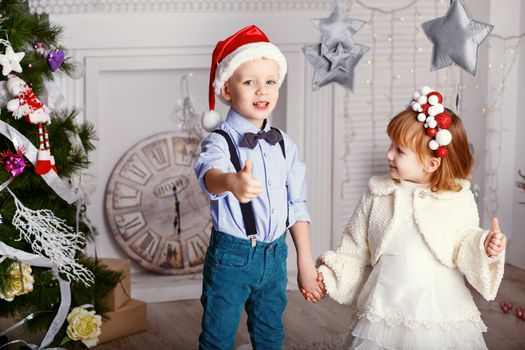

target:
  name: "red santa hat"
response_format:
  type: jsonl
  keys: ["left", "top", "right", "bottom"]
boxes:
{"left": 201, "top": 25, "right": 288, "bottom": 131}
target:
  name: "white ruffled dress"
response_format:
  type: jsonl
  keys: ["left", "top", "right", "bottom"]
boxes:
{"left": 350, "top": 180, "right": 488, "bottom": 350}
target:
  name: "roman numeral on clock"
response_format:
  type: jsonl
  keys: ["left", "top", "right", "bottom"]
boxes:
{"left": 120, "top": 154, "right": 152, "bottom": 185}
{"left": 115, "top": 212, "right": 146, "bottom": 240}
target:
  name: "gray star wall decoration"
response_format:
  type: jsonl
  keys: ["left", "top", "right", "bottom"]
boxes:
{"left": 422, "top": 0, "right": 493, "bottom": 76}
{"left": 303, "top": 0, "right": 370, "bottom": 91}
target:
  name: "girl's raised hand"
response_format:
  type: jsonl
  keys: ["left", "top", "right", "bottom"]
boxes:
{"left": 484, "top": 217, "right": 506, "bottom": 257}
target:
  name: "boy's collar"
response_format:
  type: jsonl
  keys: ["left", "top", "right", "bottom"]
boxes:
{"left": 225, "top": 108, "right": 271, "bottom": 136}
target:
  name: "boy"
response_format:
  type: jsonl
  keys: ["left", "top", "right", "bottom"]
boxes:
{"left": 194, "top": 25, "right": 325, "bottom": 349}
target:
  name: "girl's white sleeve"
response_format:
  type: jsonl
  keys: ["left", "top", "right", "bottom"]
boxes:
{"left": 456, "top": 192, "right": 505, "bottom": 301}
{"left": 317, "top": 191, "right": 372, "bottom": 305}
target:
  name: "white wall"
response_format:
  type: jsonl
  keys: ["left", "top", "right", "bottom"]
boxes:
{"left": 510, "top": 0, "right": 525, "bottom": 269}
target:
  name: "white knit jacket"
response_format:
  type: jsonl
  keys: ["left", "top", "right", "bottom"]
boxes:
{"left": 318, "top": 175, "right": 505, "bottom": 305}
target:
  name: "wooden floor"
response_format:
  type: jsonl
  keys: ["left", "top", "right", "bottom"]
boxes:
{"left": 96, "top": 264, "right": 525, "bottom": 350}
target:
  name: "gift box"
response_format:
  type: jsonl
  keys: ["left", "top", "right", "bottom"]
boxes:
{"left": 99, "top": 258, "right": 131, "bottom": 311}
{"left": 98, "top": 299, "right": 147, "bottom": 344}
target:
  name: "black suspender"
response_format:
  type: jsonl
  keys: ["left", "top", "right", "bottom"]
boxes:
{"left": 212, "top": 128, "right": 289, "bottom": 238}
{"left": 270, "top": 127, "right": 290, "bottom": 229}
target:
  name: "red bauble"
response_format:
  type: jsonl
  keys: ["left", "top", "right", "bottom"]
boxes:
{"left": 426, "top": 128, "right": 437, "bottom": 137}
{"left": 500, "top": 301, "right": 509, "bottom": 313}
{"left": 435, "top": 113, "right": 452, "bottom": 129}
{"left": 516, "top": 307, "right": 524, "bottom": 319}
{"left": 420, "top": 103, "right": 430, "bottom": 114}
{"left": 427, "top": 91, "right": 443, "bottom": 104}
{"left": 436, "top": 146, "right": 448, "bottom": 158}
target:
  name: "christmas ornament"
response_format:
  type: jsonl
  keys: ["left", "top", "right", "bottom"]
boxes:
{"left": 32, "top": 41, "right": 46, "bottom": 57}
{"left": 7, "top": 187, "right": 94, "bottom": 285}
{"left": 0, "top": 119, "right": 80, "bottom": 204}
{"left": 0, "top": 262, "right": 34, "bottom": 302}
{"left": 0, "top": 46, "right": 25, "bottom": 76}
{"left": 409, "top": 86, "right": 452, "bottom": 158}
{"left": 202, "top": 25, "right": 287, "bottom": 131}
{"left": 303, "top": 0, "right": 369, "bottom": 91}
{"left": 47, "top": 49, "right": 65, "bottom": 72}
{"left": 500, "top": 301, "right": 513, "bottom": 313}
{"left": 0, "top": 148, "right": 27, "bottom": 177}
{"left": 6, "top": 75, "right": 57, "bottom": 174}
{"left": 0, "top": 241, "right": 73, "bottom": 350}
{"left": 68, "top": 60, "right": 85, "bottom": 80}
{"left": 421, "top": 0, "right": 493, "bottom": 76}
{"left": 175, "top": 74, "right": 205, "bottom": 139}
{"left": 65, "top": 306, "right": 102, "bottom": 348}
{"left": 516, "top": 307, "right": 525, "bottom": 320}
{"left": 311, "top": 0, "right": 366, "bottom": 50}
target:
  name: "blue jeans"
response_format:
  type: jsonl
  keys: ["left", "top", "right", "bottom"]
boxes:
{"left": 199, "top": 229, "right": 288, "bottom": 350}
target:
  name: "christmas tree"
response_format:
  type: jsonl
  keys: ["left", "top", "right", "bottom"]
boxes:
{"left": 0, "top": 1, "right": 120, "bottom": 348}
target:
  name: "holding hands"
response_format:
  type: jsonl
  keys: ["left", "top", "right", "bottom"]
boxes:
{"left": 298, "top": 264, "right": 326, "bottom": 303}
{"left": 484, "top": 217, "right": 506, "bottom": 257}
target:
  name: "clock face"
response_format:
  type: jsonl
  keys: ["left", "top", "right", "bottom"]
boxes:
{"left": 105, "top": 132, "right": 211, "bottom": 275}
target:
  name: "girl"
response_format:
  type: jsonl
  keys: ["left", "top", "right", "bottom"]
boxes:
{"left": 315, "top": 87, "right": 506, "bottom": 349}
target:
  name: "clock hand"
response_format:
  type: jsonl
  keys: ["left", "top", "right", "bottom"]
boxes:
{"left": 172, "top": 184, "right": 181, "bottom": 236}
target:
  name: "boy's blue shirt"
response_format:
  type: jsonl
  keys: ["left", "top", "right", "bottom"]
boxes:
{"left": 194, "top": 108, "right": 310, "bottom": 243}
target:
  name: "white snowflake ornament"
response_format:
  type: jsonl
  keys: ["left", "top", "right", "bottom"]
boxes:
{"left": 0, "top": 46, "right": 25, "bottom": 76}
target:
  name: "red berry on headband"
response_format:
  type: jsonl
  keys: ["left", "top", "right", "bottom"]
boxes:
{"left": 427, "top": 91, "right": 443, "bottom": 105}
{"left": 420, "top": 103, "right": 430, "bottom": 114}
{"left": 426, "top": 128, "right": 437, "bottom": 137}
{"left": 436, "top": 146, "right": 448, "bottom": 158}
{"left": 435, "top": 113, "right": 452, "bottom": 129}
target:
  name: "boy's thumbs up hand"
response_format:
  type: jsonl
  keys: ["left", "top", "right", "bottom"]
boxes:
{"left": 230, "top": 160, "right": 262, "bottom": 203}
{"left": 484, "top": 217, "right": 506, "bottom": 257}
{"left": 240, "top": 159, "right": 252, "bottom": 175}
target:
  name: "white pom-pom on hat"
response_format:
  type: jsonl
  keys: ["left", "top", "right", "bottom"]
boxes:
{"left": 201, "top": 110, "right": 222, "bottom": 132}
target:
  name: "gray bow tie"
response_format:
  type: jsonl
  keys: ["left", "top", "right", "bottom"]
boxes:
{"left": 240, "top": 129, "right": 283, "bottom": 149}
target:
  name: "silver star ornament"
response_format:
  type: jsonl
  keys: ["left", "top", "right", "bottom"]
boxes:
{"left": 0, "top": 46, "right": 25, "bottom": 76}
{"left": 422, "top": 0, "right": 493, "bottom": 76}
{"left": 311, "top": 0, "right": 366, "bottom": 50}
{"left": 303, "top": 0, "right": 369, "bottom": 91}
{"left": 303, "top": 42, "right": 369, "bottom": 91}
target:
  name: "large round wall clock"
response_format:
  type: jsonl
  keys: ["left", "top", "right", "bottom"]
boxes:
{"left": 104, "top": 132, "right": 211, "bottom": 275}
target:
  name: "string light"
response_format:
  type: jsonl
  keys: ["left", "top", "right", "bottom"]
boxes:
{"left": 482, "top": 32, "right": 524, "bottom": 220}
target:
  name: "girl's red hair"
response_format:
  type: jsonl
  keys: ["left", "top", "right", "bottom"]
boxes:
{"left": 387, "top": 108, "right": 473, "bottom": 192}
